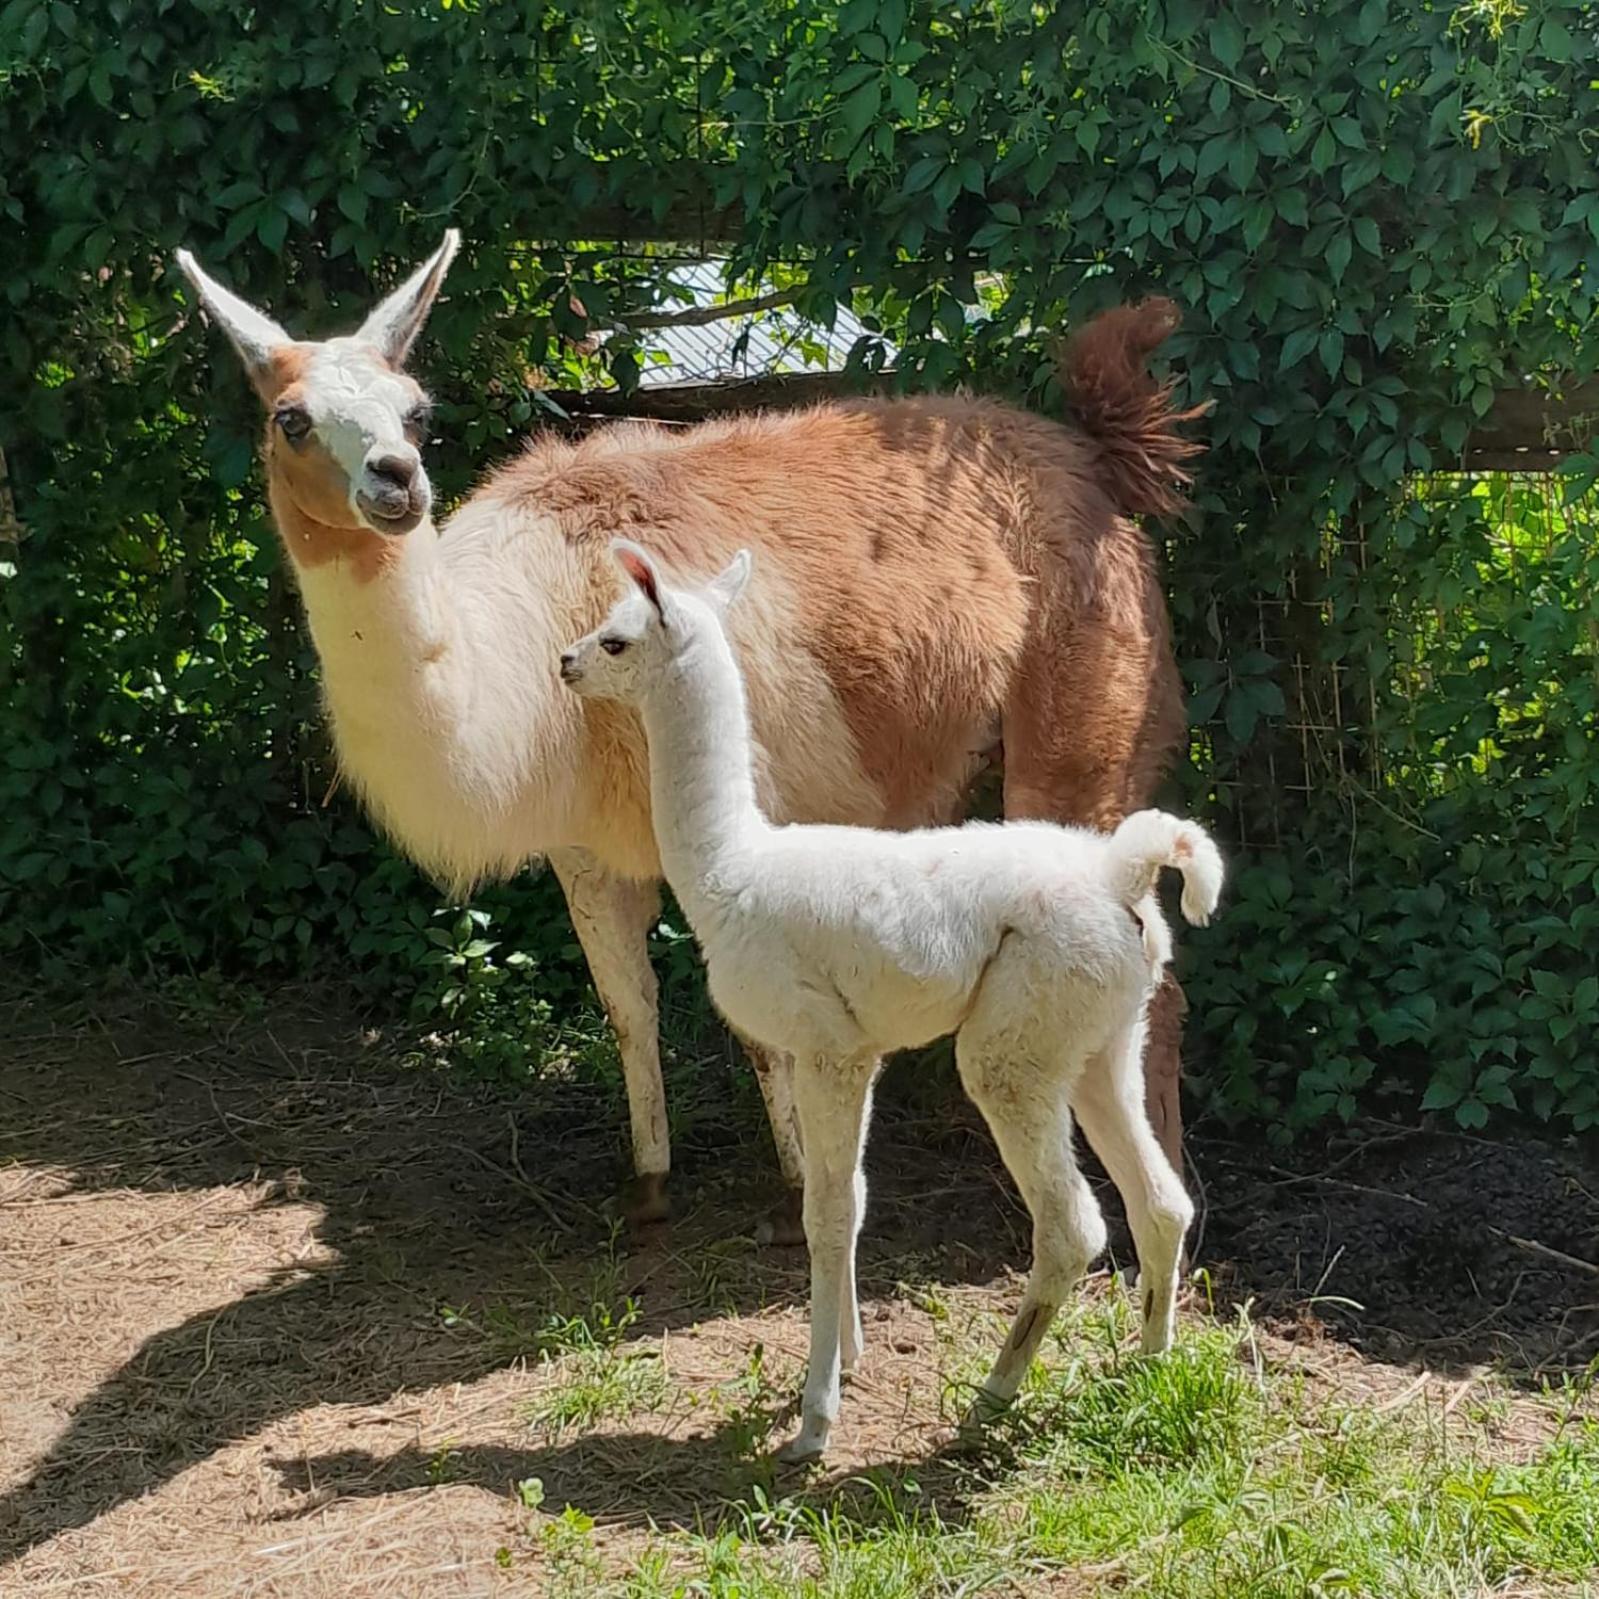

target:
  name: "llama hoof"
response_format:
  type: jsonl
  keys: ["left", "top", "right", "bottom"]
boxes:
{"left": 754, "top": 1186, "right": 806, "bottom": 1248}
{"left": 621, "top": 1172, "right": 671, "bottom": 1230}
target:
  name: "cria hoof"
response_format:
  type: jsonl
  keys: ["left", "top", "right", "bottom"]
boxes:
{"left": 621, "top": 1172, "right": 671, "bottom": 1229}
{"left": 775, "top": 1432, "right": 826, "bottom": 1466}
{"left": 931, "top": 1419, "right": 990, "bottom": 1457}
{"left": 755, "top": 1186, "right": 806, "bottom": 1248}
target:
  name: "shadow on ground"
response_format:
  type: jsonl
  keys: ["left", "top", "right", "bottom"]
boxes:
{"left": 2, "top": 986, "right": 1596, "bottom": 1564}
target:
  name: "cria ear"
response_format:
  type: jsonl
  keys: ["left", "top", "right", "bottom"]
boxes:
{"left": 611, "top": 538, "right": 668, "bottom": 622}
{"left": 705, "top": 548, "right": 753, "bottom": 614}
{"left": 174, "top": 249, "right": 292, "bottom": 400}
{"left": 356, "top": 229, "right": 460, "bottom": 367}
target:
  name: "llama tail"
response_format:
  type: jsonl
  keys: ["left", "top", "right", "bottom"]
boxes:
{"left": 1106, "top": 809, "right": 1224, "bottom": 928}
{"left": 1057, "top": 297, "right": 1210, "bottom": 518}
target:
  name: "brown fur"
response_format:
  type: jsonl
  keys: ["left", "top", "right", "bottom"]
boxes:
{"left": 1059, "top": 297, "right": 1210, "bottom": 519}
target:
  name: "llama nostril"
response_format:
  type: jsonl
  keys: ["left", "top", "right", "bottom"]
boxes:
{"left": 369, "top": 452, "right": 418, "bottom": 490}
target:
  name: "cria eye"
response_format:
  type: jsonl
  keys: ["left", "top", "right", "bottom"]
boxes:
{"left": 600, "top": 637, "right": 628, "bottom": 656}
{"left": 275, "top": 408, "right": 311, "bottom": 442}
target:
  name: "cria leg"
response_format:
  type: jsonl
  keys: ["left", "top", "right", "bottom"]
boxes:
{"left": 839, "top": 1067, "right": 880, "bottom": 1375}
{"left": 956, "top": 1039, "right": 1107, "bottom": 1431}
{"left": 1072, "top": 1021, "right": 1194, "bottom": 1355}
{"left": 778, "top": 1055, "right": 876, "bottom": 1464}
{"left": 550, "top": 851, "right": 670, "bottom": 1226}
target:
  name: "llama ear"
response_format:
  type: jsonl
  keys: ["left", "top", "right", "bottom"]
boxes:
{"left": 611, "top": 538, "right": 668, "bottom": 622}
{"left": 174, "top": 249, "right": 292, "bottom": 399}
{"left": 356, "top": 229, "right": 460, "bottom": 366}
{"left": 705, "top": 549, "right": 752, "bottom": 613}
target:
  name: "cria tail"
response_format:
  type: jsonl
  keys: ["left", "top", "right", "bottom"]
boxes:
{"left": 1107, "top": 809, "right": 1224, "bottom": 927}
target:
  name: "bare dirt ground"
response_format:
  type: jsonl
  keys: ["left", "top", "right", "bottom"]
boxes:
{"left": 2, "top": 988, "right": 1596, "bottom": 1596}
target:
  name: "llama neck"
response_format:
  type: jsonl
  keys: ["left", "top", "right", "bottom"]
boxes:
{"left": 638, "top": 623, "right": 768, "bottom": 894}
{"left": 271, "top": 481, "right": 467, "bottom": 706}
{"left": 268, "top": 477, "right": 584, "bottom": 882}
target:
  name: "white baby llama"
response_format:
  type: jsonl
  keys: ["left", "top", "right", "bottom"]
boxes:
{"left": 560, "top": 538, "right": 1223, "bottom": 1463}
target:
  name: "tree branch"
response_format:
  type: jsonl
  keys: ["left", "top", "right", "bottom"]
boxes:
{"left": 546, "top": 369, "right": 1598, "bottom": 470}
{"left": 618, "top": 288, "right": 800, "bottom": 330}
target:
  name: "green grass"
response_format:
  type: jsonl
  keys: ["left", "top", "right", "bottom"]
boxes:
{"left": 503, "top": 1287, "right": 1599, "bottom": 1599}
{"left": 523, "top": 1300, "right": 670, "bottom": 1438}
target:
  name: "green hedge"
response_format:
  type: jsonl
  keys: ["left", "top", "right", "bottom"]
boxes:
{"left": 2, "top": 0, "right": 1596, "bottom": 1132}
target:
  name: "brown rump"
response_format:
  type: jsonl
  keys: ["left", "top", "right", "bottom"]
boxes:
{"left": 1058, "top": 296, "right": 1210, "bottom": 519}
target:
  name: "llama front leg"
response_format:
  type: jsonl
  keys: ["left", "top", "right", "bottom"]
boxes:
{"left": 550, "top": 850, "right": 671, "bottom": 1227}
{"left": 778, "top": 1055, "right": 876, "bottom": 1464}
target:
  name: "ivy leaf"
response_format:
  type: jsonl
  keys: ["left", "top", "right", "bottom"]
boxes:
{"left": 1212, "top": 13, "right": 1243, "bottom": 68}
{"left": 1539, "top": 17, "right": 1573, "bottom": 62}
{"left": 1326, "top": 228, "right": 1352, "bottom": 282}
{"left": 1224, "top": 688, "right": 1260, "bottom": 744}
{"left": 1421, "top": 1078, "right": 1464, "bottom": 1111}
{"left": 836, "top": 81, "right": 881, "bottom": 147}
{"left": 1331, "top": 115, "right": 1366, "bottom": 150}
{"left": 1276, "top": 188, "right": 1309, "bottom": 227}
{"left": 1279, "top": 326, "right": 1318, "bottom": 370}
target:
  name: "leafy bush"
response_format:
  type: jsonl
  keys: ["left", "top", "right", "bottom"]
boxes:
{"left": 1, "top": 0, "right": 1595, "bottom": 1131}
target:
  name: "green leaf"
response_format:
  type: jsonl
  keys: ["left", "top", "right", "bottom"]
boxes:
{"left": 1279, "top": 326, "right": 1318, "bottom": 370}
{"left": 1224, "top": 688, "right": 1260, "bottom": 744}
{"left": 837, "top": 81, "right": 881, "bottom": 147}
{"left": 1353, "top": 216, "right": 1380, "bottom": 256}
{"left": 1539, "top": 17, "right": 1574, "bottom": 62}
{"left": 1326, "top": 228, "right": 1352, "bottom": 282}
{"left": 1276, "top": 189, "right": 1309, "bottom": 228}
{"left": 1421, "top": 1079, "right": 1463, "bottom": 1111}
{"left": 1212, "top": 13, "right": 1243, "bottom": 68}
{"left": 1330, "top": 115, "right": 1366, "bottom": 150}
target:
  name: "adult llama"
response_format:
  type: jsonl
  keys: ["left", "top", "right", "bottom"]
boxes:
{"left": 175, "top": 232, "right": 1206, "bottom": 1238}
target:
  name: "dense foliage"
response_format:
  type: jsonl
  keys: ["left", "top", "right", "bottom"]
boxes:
{"left": 1, "top": 0, "right": 1595, "bottom": 1133}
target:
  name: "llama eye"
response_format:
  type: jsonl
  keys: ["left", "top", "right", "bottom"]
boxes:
{"left": 275, "top": 407, "right": 311, "bottom": 442}
{"left": 403, "top": 404, "right": 432, "bottom": 440}
{"left": 600, "top": 637, "right": 628, "bottom": 656}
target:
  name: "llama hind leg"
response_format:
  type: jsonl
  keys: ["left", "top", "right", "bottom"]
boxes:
{"left": 1072, "top": 1021, "right": 1193, "bottom": 1355}
{"left": 778, "top": 1054, "right": 876, "bottom": 1464}
{"left": 956, "top": 1037, "right": 1107, "bottom": 1430}
{"left": 739, "top": 1038, "right": 808, "bottom": 1248}
{"left": 550, "top": 851, "right": 670, "bottom": 1226}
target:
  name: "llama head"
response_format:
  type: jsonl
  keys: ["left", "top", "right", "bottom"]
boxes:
{"left": 174, "top": 232, "right": 459, "bottom": 539}
{"left": 559, "top": 539, "right": 752, "bottom": 702}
